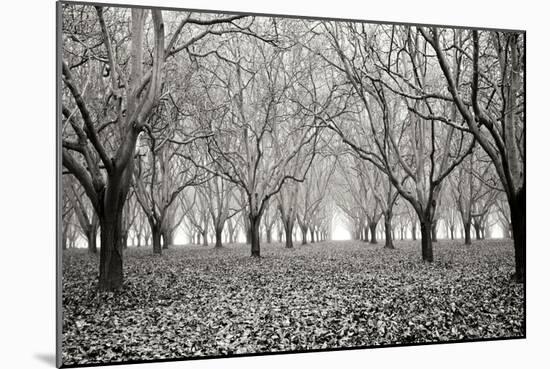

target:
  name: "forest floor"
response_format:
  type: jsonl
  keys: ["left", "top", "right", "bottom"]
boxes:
{"left": 62, "top": 239, "right": 525, "bottom": 366}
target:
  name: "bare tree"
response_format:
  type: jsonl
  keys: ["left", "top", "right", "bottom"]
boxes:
{"left": 183, "top": 23, "right": 329, "bottom": 256}
{"left": 419, "top": 28, "right": 525, "bottom": 281}
{"left": 61, "top": 5, "right": 246, "bottom": 289}
{"left": 202, "top": 176, "right": 240, "bottom": 248}
{"left": 315, "top": 23, "right": 474, "bottom": 262}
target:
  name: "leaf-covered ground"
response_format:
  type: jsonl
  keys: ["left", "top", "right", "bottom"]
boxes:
{"left": 62, "top": 239, "right": 524, "bottom": 366}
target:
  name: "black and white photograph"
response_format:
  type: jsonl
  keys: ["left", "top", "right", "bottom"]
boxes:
{"left": 57, "top": 0, "right": 526, "bottom": 367}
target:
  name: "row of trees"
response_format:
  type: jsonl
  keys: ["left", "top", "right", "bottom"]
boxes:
{"left": 62, "top": 168, "right": 334, "bottom": 251}
{"left": 335, "top": 149, "right": 511, "bottom": 246}
{"left": 61, "top": 5, "right": 525, "bottom": 290}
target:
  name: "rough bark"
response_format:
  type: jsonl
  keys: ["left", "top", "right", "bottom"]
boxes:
{"left": 420, "top": 221, "right": 434, "bottom": 262}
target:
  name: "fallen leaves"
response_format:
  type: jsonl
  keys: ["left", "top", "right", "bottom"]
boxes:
{"left": 62, "top": 239, "right": 524, "bottom": 366}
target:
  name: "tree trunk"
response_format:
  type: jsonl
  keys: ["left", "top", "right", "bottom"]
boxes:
{"left": 86, "top": 228, "right": 98, "bottom": 254}
{"left": 369, "top": 222, "right": 377, "bottom": 244}
{"left": 151, "top": 224, "right": 162, "bottom": 255}
{"left": 121, "top": 231, "right": 128, "bottom": 249}
{"left": 266, "top": 227, "right": 272, "bottom": 243}
{"left": 228, "top": 225, "right": 235, "bottom": 244}
{"left": 284, "top": 221, "right": 294, "bottom": 248}
{"left": 301, "top": 226, "right": 308, "bottom": 245}
{"left": 162, "top": 229, "right": 173, "bottom": 249}
{"left": 244, "top": 217, "right": 251, "bottom": 244}
{"left": 411, "top": 224, "right": 417, "bottom": 241}
{"left": 62, "top": 227, "right": 68, "bottom": 250}
{"left": 99, "top": 212, "right": 124, "bottom": 291}
{"left": 464, "top": 220, "right": 472, "bottom": 245}
{"left": 450, "top": 226, "right": 455, "bottom": 240}
{"left": 431, "top": 220, "right": 438, "bottom": 242}
{"left": 509, "top": 187, "right": 526, "bottom": 283}
{"left": 202, "top": 229, "right": 208, "bottom": 246}
{"left": 474, "top": 223, "right": 482, "bottom": 240}
{"left": 215, "top": 226, "right": 223, "bottom": 248}
{"left": 250, "top": 214, "right": 261, "bottom": 257}
{"left": 384, "top": 213, "right": 394, "bottom": 249}
{"left": 420, "top": 221, "right": 434, "bottom": 262}
{"left": 363, "top": 226, "right": 369, "bottom": 242}
{"left": 310, "top": 228, "right": 315, "bottom": 243}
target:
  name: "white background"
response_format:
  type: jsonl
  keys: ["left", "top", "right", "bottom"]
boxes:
{"left": 0, "top": 0, "right": 547, "bottom": 368}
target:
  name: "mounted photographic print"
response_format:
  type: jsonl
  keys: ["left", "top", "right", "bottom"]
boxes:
{"left": 57, "top": 0, "right": 526, "bottom": 367}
